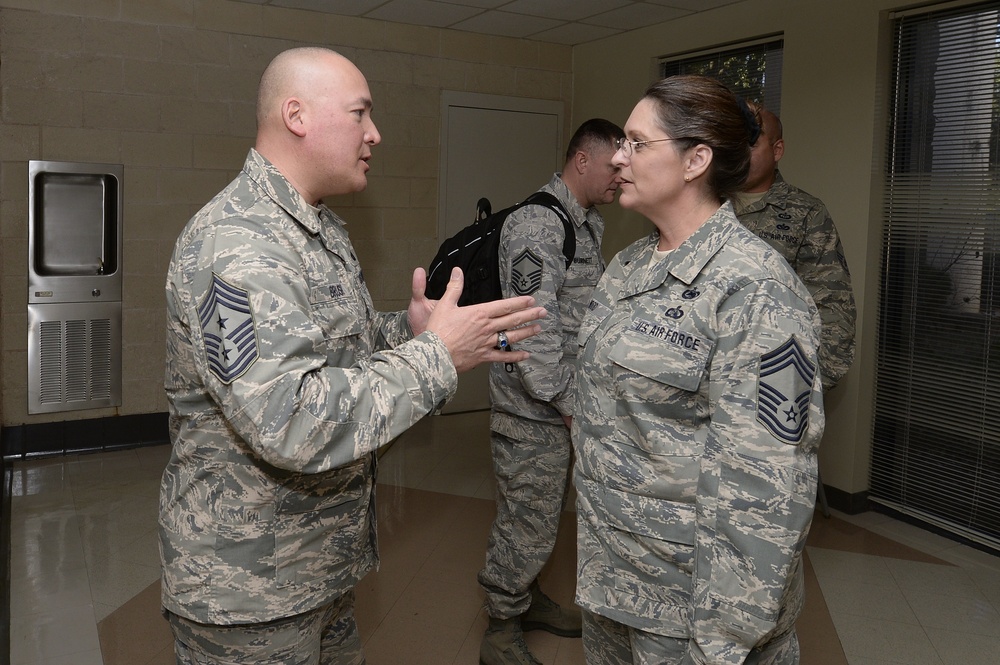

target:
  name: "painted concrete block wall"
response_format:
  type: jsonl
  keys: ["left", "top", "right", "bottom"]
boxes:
{"left": 570, "top": 0, "right": 930, "bottom": 496}
{"left": 0, "top": 0, "right": 572, "bottom": 426}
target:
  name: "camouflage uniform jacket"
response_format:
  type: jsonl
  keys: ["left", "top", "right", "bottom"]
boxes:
{"left": 574, "top": 203, "right": 825, "bottom": 664}
{"left": 160, "top": 149, "right": 457, "bottom": 625}
{"left": 735, "top": 170, "right": 856, "bottom": 390}
{"left": 490, "top": 174, "right": 605, "bottom": 436}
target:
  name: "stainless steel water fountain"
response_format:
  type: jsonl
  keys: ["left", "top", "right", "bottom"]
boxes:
{"left": 27, "top": 160, "right": 123, "bottom": 414}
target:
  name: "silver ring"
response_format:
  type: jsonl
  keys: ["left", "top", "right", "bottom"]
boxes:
{"left": 496, "top": 331, "right": 510, "bottom": 350}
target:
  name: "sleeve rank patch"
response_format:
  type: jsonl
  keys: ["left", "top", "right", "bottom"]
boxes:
{"left": 198, "top": 273, "right": 259, "bottom": 384}
{"left": 756, "top": 336, "right": 816, "bottom": 445}
{"left": 511, "top": 248, "right": 543, "bottom": 296}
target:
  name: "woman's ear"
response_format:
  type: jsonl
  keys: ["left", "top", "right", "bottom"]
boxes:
{"left": 685, "top": 144, "right": 713, "bottom": 181}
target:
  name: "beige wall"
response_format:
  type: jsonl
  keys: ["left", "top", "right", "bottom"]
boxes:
{"left": 0, "top": 0, "right": 572, "bottom": 427}
{"left": 571, "top": 0, "right": 981, "bottom": 496}
{"left": 1, "top": 0, "right": 975, "bottom": 500}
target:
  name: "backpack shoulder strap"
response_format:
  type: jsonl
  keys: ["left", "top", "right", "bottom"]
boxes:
{"left": 520, "top": 191, "right": 575, "bottom": 268}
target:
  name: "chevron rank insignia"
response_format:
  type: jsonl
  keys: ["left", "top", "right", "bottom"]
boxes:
{"left": 198, "top": 273, "right": 259, "bottom": 384}
{"left": 511, "top": 248, "right": 543, "bottom": 296}
{"left": 756, "top": 336, "right": 816, "bottom": 445}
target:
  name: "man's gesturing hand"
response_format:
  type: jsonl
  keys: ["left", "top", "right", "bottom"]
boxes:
{"left": 418, "top": 267, "right": 546, "bottom": 373}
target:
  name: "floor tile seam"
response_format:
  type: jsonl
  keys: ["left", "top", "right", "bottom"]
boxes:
{"left": 80, "top": 480, "right": 159, "bottom": 495}
{"left": 376, "top": 468, "right": 436, "bottom": 491}
{"left": 805, "top": 540, "right": 956, "bottom": 570}
{"left": 71, "top": 521, "right": 158, "bottom": 542}
{"left": 935, "top": 548, "right": 1000, "bottom": 575}
{"left": 400, "top": 487, "right": 491, "bottom": 542}
{"left": 10, "top": 643, "right": 106, "bottom": 665}
{"left": 862, "top": 528, "right": 964, "bottom": 558}
{"left": 358, "top": 574, "right": 431, "bottom": 648}
{"left": 817, "top": 588, "right": 922, "bottom": 626}
{"left": 8, "top": 567, "right": 95, "bottom": 599}
{"left": 826, "top": 602, "right": 936, "bottom": 633}
{"left": 7, "top": 502, "right": 77, "bottom": 518}
{"left": 80, "top": 548, "right": 158, "bottom": 574}
{"left": 893, "top": 581, "right": 992, "bottom": 610}
{"left": 910, "top": 617, "right": 1000, "bottom": 642}
{"left": 8, "top": 598, "right": 100, "bottom": 624}
{"left": 882, "top": 557, "right": 983, "bottom": 597}
{"left": 378, "top": 480, "right": 496, "bottom": 507}
{"left": 803, "top": 547, "right": 902, "bottom": 589}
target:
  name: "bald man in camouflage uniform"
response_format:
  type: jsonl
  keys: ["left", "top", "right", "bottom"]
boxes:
{"left": 159, "top": 47, "right": 544, "bottom": 665}
{"left": 735, "top": 106, "right": 856, "bottom": 390}
{"left": 478, "top": 119, "right": 624, "bottom": 665}
{"left": 574, "top": 205, "right": 825, "bottom": 665}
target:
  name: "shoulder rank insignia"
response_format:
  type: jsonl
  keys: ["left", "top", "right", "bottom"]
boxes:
{"left": 198, "top": 273, "right": 259, "bottom": 384}
{"left": 511, "top": 248, "right": 543, "bottom": 296}
{"left": 757, "top": 336, "right": 815, "bottom": 445}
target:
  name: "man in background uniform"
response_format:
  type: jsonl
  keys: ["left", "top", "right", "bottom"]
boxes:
{"left": 478, "top": 118, "right": 624, "bottom": 665}
{"left": 159, "top": 47, "right": 545, "bottom": 665}
{"left": 735, "top": 105, "right": 857, "bottom": 391}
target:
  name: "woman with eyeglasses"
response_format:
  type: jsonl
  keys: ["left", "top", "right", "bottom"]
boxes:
{"left": 572, "top": 75, "right": 825, "bottom": 665}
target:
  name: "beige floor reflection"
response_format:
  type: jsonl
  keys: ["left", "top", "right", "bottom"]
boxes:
{"left": 9, "top": 411, "right": 1000, "bottom": 664}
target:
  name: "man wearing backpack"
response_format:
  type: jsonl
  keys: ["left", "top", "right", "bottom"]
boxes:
{"left": 478, "top": 118, "right": 625, "bottom": 665}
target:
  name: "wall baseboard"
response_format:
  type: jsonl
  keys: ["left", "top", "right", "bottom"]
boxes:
{"left": 2, "top": 456, "right": 11, "bottom": 663}
{"left": 822, "top": 482, "right": 870, "bottom": 515}
{"left": 1, "top": 412, "right": 169, "bottom": 460}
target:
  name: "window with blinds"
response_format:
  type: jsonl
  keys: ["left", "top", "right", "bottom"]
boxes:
{"left": 872, "top": 1, "right": 1000, "bottom": 550}
{"left": 660, "top": 38, "right": 783, "bottom": 114}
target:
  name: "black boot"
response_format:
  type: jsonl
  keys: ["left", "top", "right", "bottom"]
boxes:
{"left": 520, "top": 582, "right": 582, "bottom": 638}
{"left": 480, "top": 616, "right": 543, "bottom": 665}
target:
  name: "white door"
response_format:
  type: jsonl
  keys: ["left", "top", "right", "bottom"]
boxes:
{"left": 437, "top": 92, "right": 564, "bottom": 413}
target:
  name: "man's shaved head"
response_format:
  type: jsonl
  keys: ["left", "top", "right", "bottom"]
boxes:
{"left": 256, "top": 47, "right": 350, "bottom": 130}
{"left": 253, "top": 47, "right": 380, "bottom": 203}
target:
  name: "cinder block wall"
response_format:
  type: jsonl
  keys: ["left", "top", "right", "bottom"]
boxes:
{"left": 0, "top": 0, "right": 572, "bottom": 428}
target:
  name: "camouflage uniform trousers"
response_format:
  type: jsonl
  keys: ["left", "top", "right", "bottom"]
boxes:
{"left": 582, "top": 610, "right": 799, "bottom": 665}
{"left": 478, "top": 423, "right": 572, "bottom": 618}
{"left": 165, "top": 590, "right": 364, "bottom": 665}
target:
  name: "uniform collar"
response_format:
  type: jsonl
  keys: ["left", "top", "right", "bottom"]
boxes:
{"left": 242, "top": 148, "right": 350, "bottom": 254}
{"left": 741, "top": 169, "right": 793, "bottom": 213}
{"left": 548, "top": 173, "right": 596, "bottom": 228}
{"left": 618, "top": 203, "right": 738, "bottom": 297}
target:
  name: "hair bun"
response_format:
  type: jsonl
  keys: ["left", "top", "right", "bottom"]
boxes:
{"left": 737, "top": 97, "right": 762, "bottom": 145}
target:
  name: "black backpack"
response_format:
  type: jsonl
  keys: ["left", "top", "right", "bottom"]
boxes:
{"left": 425, "top": 191, "right": 574, "bottom": 306}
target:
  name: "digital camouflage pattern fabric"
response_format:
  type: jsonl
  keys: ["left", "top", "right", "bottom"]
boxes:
{"left": 489, "top": 174, "right": 605, "bottom": 431}
{"left": 160, "top": 149, "right": 457, "bottom": 625}
{"left": 478, "top": 174, "right": 606, "bottom": 618}
{"left": 574, "top": 203, "right": 825, "bottom": 664}
{"left": 735, "top": 170, "right": 856, "bottom": 390}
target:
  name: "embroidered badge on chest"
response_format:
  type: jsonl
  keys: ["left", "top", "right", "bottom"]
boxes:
{"left": 511, "top": 248, "right": 543, "bottom": 296}
{"left": 198, "top": 273, "right": 259, "bottom": 384}
{"left": 757, "top": 336, "right": 816, "bottom": 445}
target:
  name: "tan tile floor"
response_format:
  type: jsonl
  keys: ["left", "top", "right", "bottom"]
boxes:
{"left": 8, "top": 410, "right": 1000, "bottom": 664}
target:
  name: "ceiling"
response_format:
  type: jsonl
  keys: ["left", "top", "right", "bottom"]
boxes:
{"left": 234, "top": 0, "right": 747, "bottom": 45}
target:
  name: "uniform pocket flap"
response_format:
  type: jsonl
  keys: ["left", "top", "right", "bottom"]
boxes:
{"left": 608, "top": 324, "right": 713, "bottom": 392}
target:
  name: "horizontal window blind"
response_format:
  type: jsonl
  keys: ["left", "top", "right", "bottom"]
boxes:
{"left": 872, "top": 1, "right": 1000, "bottom": 550}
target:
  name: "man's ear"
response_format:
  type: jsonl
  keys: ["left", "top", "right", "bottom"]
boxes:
{"left": 772, "top": 138, "right": 785, "bottom": 163}
{"left": 572, "top": 150, "right": 588, "bottom": 175}
{"left": 283, "top": 98, "right": 306, "bottom": 138}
